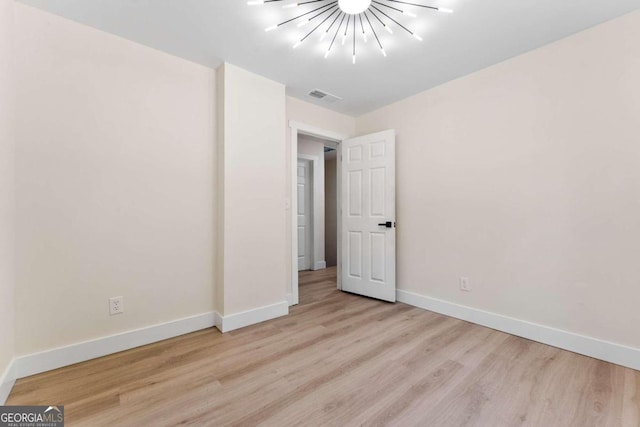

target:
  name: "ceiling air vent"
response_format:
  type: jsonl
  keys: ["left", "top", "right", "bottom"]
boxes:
{"left": 308, "top": 89, "right": 342, "bottom": 104}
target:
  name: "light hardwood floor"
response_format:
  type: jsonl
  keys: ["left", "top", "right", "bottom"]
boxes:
{"left": 8, "top": 267, "right": 640, "bottom": 426}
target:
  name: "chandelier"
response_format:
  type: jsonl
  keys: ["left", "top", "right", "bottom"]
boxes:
{"left": 248, "top": 0, "right": 453, "bottom": 63}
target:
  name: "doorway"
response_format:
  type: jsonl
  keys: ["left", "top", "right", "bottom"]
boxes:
{"left": 339, "top": 130, "right": 397, "bottom": 302}
{"left": 289, "top": 122, "right": 346, "bottom": 306}
{"left": 290, "top": 123, "right": 397, "bottom": 306}
{"left": 296, "top": 134, "right": 337, "bottom": 274}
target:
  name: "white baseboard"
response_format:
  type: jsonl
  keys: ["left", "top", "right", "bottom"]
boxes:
{"left": 2, "top": 302, "right": 291, "bottom": 402}
{"left": 214, "top": 311, "right": 224, "bottom": 331}
{"left": 3, "top": 300, "right": 292, "bottom": 400}
{"left": 0, "top": 359, "right": 17, "bottom": 405}
{"left": 313, "top": 261, "right": 326, "bottom": 271}
{"left": 216, "top": 301, "right": 289, "bottom": 333}
{"left": 397, "top": 290, "right": 640, "bottom": 372}
{"left": 12, "top": 312, "right": 216, "bottom": 381}
{"left": 287, "top": 293, "right": 300, "bottom": 306}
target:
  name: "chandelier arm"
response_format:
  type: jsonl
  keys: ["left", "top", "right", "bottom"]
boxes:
{"left": 323, "top": 9, "right": 344, "bottom": 36}
{"left": 370, "top": 4, "right": 414, "bottom": 35}
{"left": 295, "top": 0, "right": 334, "bottom": 5}
{"left": 327, "top": 13, "right": 347, "bottom": 55}
{"left": 307, "top": 3, "right": 339, "bottom": 22}
{"left": 275, "top": 1, "right": 337, "bottom": 28}
{"left": 301, "top": 6, "right": 340, "bottom": 42}
{"left": 383, "top": 0, "right": 437, "bottom": 11}
{"left": 363, "top": 11, "right": 384, "bottom": 51}
{"left": 253, "top": 0, "right": 329, "bottom": 6}
{"left": 344, "top": 13, "right": 350, "bottom": 36}
{"left": 371, "top": 0, "right": 404, "bottom": 14}
{"left": 359, "top": 13, "right": 365, "bottom": 34}
{"left": 367, "top": 7, "right": 389, "bottom": 29}
{"left": 352, "top": 15, "right": 356, "bottom": 58}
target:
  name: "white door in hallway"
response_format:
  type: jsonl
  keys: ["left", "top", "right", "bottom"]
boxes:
{"left": 297, "top": 159, "right": 313, "bottom": 271}
{"left": 341, "top": 130, "right": 396, "bottom": 302}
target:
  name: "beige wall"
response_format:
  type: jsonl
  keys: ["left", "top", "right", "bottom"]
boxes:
{"left": 324, "top": 154, "right": 337, "bottom": 267}
{"left": 287, "top": 97, "right": 356, "bottom": 137}
{"left": 218, "top": 63, "right": 287, "bottom": 315}
{"left": 14, "top": 4, "right": 217, "bottom": 355}
{"left": 356, "top": 11, "right": 640, "bottom": 349}
{"left": 0, "top": 0, "right": 16, "bottom": 380}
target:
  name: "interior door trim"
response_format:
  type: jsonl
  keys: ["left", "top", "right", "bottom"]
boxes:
{"left": 289, "top": 121, "right": 348, "bottom": 306}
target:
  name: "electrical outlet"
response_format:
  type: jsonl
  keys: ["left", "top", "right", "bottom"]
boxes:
{"left": 459, "top": 277, "right": 471, "bottom": 292}
{"left": 109, "top": 296, "right": 124, "bottom": 315}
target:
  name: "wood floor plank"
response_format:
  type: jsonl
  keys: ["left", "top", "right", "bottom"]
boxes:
{"left": 7, "top": 267, "right": 640, "bottom": 426}
{"left": 622, "top": 368, "right": 640, "bottom": 426}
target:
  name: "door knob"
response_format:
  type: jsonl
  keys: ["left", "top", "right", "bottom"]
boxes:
{"left": 378, "top": 221, "right": 394, "bottom": 228}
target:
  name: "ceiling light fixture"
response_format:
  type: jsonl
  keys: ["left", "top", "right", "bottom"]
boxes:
{"left": 249, "top": 0, "right": 454, "bottom": 63}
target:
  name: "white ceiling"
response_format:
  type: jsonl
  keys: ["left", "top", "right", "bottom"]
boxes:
{"left": 18, "top": 0, "right": 640, "bottom": 116}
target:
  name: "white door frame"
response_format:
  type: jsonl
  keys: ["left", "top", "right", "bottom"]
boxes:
{"left": 297, "top": 154, "right": 321, "bottom": 271}
{"left": 289, "top": 121, "right": 348, "bottom": 306}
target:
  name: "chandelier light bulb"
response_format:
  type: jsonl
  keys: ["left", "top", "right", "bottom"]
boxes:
{"left": 438, "top": 7, "right": 453, "bottom": 13}
{"left": 338, "top": 0, "right": 372, "bottom": 15}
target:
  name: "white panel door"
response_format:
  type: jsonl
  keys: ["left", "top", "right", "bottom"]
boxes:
{"left": 297, "top": 159, "right": 313, "bottom": 271}
{"left": 341, "top": 130, "right": 396, "bottom": 302}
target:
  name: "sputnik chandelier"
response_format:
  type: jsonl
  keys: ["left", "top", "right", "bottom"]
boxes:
{"left": 248, "top": 0, "right": 453, "bottom": 63}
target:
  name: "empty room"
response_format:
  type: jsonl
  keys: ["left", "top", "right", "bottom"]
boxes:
{"left": 1, "top": 0, "right": 639, "bottom": 425}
